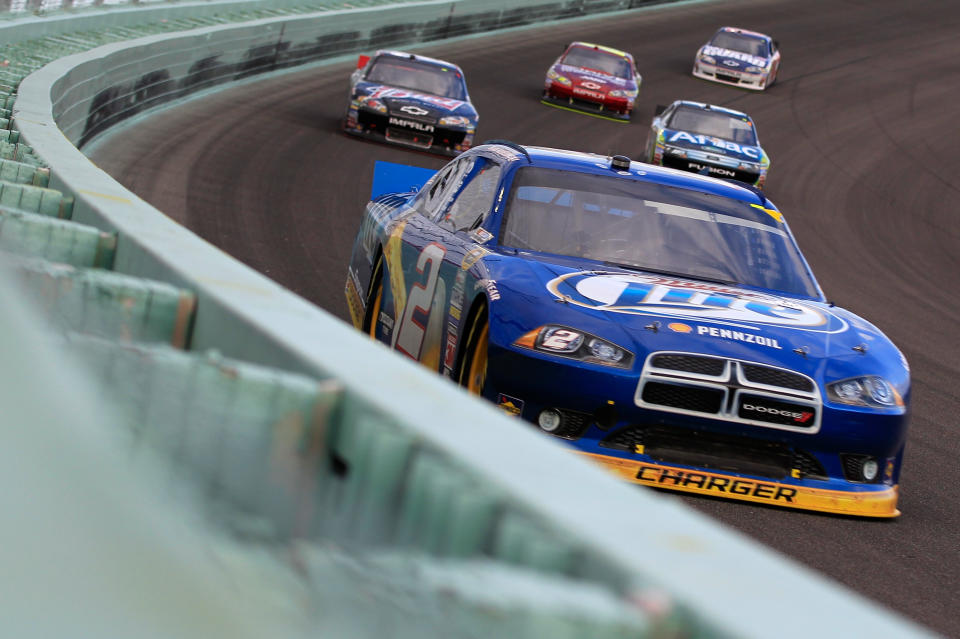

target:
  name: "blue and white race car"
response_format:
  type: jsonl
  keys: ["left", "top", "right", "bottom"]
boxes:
{"left": 693, "top": 26, "right": 781, "bottom": 91}
{"left": 343, "top": 50, "right": 478, "bottom": 156}
{"left": 644, "top": 100, "right": 770, "bottom": 189}
{"left": 345, "top": 142, "right": 910, "bottom": 517}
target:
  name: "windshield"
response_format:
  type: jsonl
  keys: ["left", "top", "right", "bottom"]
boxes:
{"left": 709, "top": 32, "right": 768, "bottom": 57}
{"left": 561, "top": 46, "right": 633, "bottom": 79}
{"left": 667, "top": 106, "right": 758, "bottom": 146}
{"left": 366, "top": 57, "right": 467, "bottom": 100}
{"left": 499, "top": 168, "right": 819, "bottom": 298}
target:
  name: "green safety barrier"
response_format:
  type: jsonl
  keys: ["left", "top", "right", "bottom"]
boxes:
{"left": 0, "top": 181, "right": 72, "bottom": 217}
{"left": 0, "top": 208, "right": 115, "bottom": 266}
{"left": 13, "top": 258, "right": 195, "bottom": 346}
{"left": 1, "top": 1, "right": 940, "bottom": 637}
{"left": 0, "top": 159, "right": 50, "bottom": 186}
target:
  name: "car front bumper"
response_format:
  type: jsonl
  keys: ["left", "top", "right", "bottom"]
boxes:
{"left": 486, "top": 343, "right": 906, "bottom": 517}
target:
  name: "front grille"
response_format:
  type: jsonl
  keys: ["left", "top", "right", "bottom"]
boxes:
{"left": 637, "top": 351, "right": 822, "bottom": 433}
{"left": 386, "top": 127, "right": 433, "bottom": 148}
{"left": 651, "top": 353, "right": 725, "bottom": 376}
{"left": 793, "top": 450, "right": 827, "bottom": 479}
{"left": 600, "top": 425, "right": 645, "bottom": 452}
{"left": 601, "top": 425, "right": 828, "bottom": 480}
{"left": 641, "top": 382, "right": 724, "bottom": 414}
{"left": 716, "top": 73, "right": 740, "bottom": 83}
{"left": 550, "top": 409, "right": 592, "bottom": 440}
{"left": 433, "top": 126, "right": 467, "bottom": 147}
{"left": 742, "top": 364, "right": 814, "bottom": 392}
{"left": 571, "top": 97, "right": 604, "bottom": 111}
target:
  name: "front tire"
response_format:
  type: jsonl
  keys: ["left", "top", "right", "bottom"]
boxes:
{"left": 458, "top": 310, "right": 488, "bottom": 395}
{"left": 362, "top": 255, "right": 384, "bottom": 339}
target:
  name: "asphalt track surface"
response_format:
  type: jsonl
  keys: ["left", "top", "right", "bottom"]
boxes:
{"left": 88, "top": 0, "right": 960, "bottom": 634}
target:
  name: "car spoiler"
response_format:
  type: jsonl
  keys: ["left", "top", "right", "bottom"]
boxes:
{"left": 370, "top": 160, "right": 437, "bottom": 200}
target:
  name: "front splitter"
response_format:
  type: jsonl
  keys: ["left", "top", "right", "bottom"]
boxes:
{"left": 581, "top": 452, "right": 900, "bottom": 518}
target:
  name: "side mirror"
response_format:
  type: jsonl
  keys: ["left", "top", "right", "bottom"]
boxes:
{"left": 357, "top": 54, "right": 370, "bottom": 70}
{"left": 654, "top": 104, "right": 667, "bottom": 116}
{"left": 773, "top": 40, "right": 780, "bottom": 51}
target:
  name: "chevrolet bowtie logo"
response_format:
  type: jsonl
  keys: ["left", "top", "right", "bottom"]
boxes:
{"left": 400, "top": 105, "right": 429, "bottom": 116}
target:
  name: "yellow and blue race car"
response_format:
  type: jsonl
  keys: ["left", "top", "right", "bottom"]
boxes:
{"left": 346, "top": 142, "right": 910, "bottom": 517}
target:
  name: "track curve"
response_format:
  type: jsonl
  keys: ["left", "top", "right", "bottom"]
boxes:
{"left": 88, "top": 0, "right": 960, "bottom": 634}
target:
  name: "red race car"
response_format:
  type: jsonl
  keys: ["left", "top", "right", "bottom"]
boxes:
{"left": 542, "top": 42, "right": 641, "bottom": 122}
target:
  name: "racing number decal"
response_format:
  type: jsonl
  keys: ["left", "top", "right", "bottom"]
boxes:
{"left": 541, "top": 329, "right": 581, "bottom": 350}
{"left": 394, "top": 243, "right": 447, "bottom": 359}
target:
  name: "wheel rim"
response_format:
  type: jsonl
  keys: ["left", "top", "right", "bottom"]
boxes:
{"left": 466, "top": 322, "right": 488, "bottom": 394}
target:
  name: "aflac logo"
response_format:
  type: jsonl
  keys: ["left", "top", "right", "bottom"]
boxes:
{"left": 547, "top": 272, "right": 847, "bottom": 333}
{"left": 667, "top": 131, "right": 761, "bottom": 160}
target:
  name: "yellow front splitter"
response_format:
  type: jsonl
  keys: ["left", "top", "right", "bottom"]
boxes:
{"left": 539, "top": 99, "right": 632, "bottom": 123}
{"left": 581, "top": 453, "right": 900, "bottom": 518}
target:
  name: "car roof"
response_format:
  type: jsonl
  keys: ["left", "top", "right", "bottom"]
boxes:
{"left": 474, "top": 143, "right": 770, "bottom": 208}
{"left": 374, "top": 49, "right": 465, "bottom": 72}
{"left": 671, "top": 99, "right": 752, "bottom": 121}
{"left": 566, "top": 41, "right": 634, "bottom": 60}
{"left": 715, "top": 26, "right": 772, "bottom": 42}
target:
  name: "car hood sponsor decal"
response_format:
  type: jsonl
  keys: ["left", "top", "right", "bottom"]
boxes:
{"left": 546, "top": 271, "right": 848, "bottom": 334}
{"left": 361, "top": 83, "right": 468, "bottom": 112}
{"left": 556, "top": 64, "right": 629, "bottom": 87}
{"left": 702, "top": 45, "right": 768, "bottom": 68}
{"left": 663, "top": 129, "right": 763, "bottom": 162}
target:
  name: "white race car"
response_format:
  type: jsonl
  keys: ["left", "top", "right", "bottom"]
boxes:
{"left": 693, "top": 26, "right": 780, "bottom": 91}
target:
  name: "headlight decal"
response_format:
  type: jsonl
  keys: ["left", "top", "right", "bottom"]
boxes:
{"left": 827, "top": 376, "right": 904, "bottom": 408}
{"left": 514, "top": 325, "right": 633, "bottom": 368}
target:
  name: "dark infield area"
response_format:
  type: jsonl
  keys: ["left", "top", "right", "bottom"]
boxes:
{"left": 88, "top": 0, "right": 960, "bottom": 635}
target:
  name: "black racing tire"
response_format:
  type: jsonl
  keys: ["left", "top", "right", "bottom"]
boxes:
{"left": 457, "top": 307, "right": 489, "bottom": 395}
{"left": 362, "top": 254, "right": 384, "bottom": 339}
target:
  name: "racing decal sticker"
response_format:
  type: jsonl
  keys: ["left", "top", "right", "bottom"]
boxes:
{"left": 388, "top": 116, "right": 435, "bottom": 132}
{"left": 344, "top": 270, "right": 365, "bottom": 330}
{"left": 666, "top": 131, "right": 762, "bottom": 160}
{"left": 635, "top": 464, "right": 797, "bottom": 502}
{"left": 700, "top": 46, "right": 767, "bottom": 67}
{"left": 468, "top": 228, "right": 493, "bottom": 244}
{"left": 368, "top": 86, "right": 465, "bottom": 111}
{"left": 557, "top": 65, "right": 629, "bottom": 85}
{"left": 477, "top": 279, "right": 501, "bottom": 301}
{"left": 497, "top": 394, "right": 524, "bottom": 417}
{"left": 751, "top": 203, "right": 782, "bottom": 223}
{"left": 394, "top": 242, "right": 447, "bottom": 363}
{"left": 443, "top": 269, "right": 467, "bottom": 376}
{"left": 383, "top": 220, "right": 408, "bottom": 320}
{"left": 696, "top": 325, "right": 782, "bottom": 349}
{"left": 461, "top": 246, "right": 493, "bottom": 270}
{"left": 547, "top": 272, "right": 848, "bottom": 333}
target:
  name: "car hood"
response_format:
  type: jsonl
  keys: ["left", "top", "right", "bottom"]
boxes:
{"left": 355, "top": 81, "right": 476, "bottom": 118}
{"left": 661, "top": 127, "right": 765, "bottom": 164}
{"left": 554, "top": 63, "right": 633, "bottom": 90}
{"left": 700, "top": 45, "right": 769, "bottom": 70}
{"left": 486, "top": 257, "right": 907, "bottom": 384}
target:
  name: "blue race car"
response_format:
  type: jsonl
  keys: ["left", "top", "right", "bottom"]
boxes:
{"left": 345, "top": 142, "right": 910, "bottom": 517}
{"left": 693, "top": 26, "right": 781, "bottom": 91}
{"left": 343, "top": 50, "right": 478, "bottom": 156}
{"left": 644, "top": 100, "right": 770, "bottom": 189}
